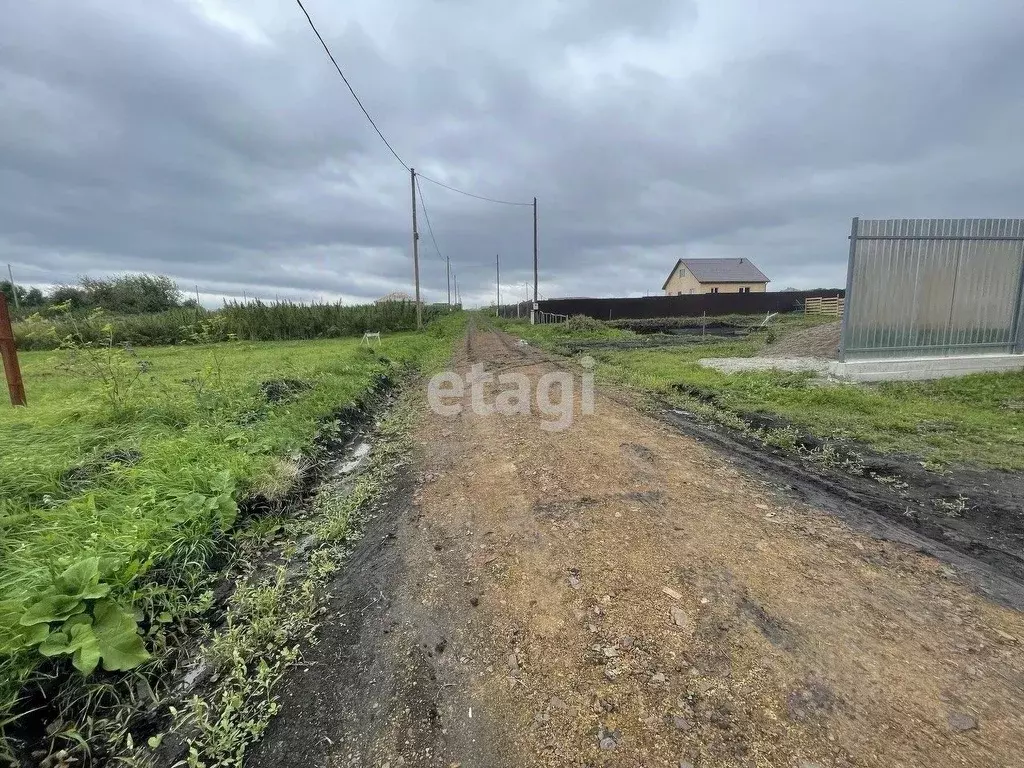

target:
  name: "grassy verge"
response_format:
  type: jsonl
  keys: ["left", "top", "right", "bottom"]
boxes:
{"left": 14, "top": 300, "right": 451, "bottom": 350}
{"left": 604, "top": 312, "right": 836, "bottom": 335}
{"left": 0, "top": 314, "right": 462, "bottom": 757}
{"left": 497, "top": 315, "right": 1024, "bottom": 471}
{"left": 166, "top": 401, "right": 415, "bottom": 768}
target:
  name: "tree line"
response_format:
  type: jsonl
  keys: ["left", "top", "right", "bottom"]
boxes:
{"left": 2, "top": 274, "right": 188, "bottom": 315}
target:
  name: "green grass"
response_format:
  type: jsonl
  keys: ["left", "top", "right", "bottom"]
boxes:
{"left": 495, "top": 318, "right": 635, "bottom": 344}
{"left": 0, "top": 315, "right": 462, "bottom": 716}
{"left": 605, "top": 312, "right": 837, "bottom": 334}
{"left": 14, "top": 300, "right": 450, "bottom": 350}
{"left": 499, "top": 315, "right": 1024, "bottom": 471}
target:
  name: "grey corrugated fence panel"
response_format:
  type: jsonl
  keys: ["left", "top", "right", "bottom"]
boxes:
{"left": 841, "top": 218, "right": 1024, "bottom": 361}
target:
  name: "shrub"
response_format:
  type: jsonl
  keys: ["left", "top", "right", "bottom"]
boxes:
{"left": 565, "top": 314, "right": 606, "bottom": 332}
{"left": 77, "top": 274, "right": 183, "bottom": 314}
{"left": 14, "top": 301, "right": 449, "bottom": 350}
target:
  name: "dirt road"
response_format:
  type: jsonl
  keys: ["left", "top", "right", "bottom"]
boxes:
{"left": 251, "top": 325, "right": 1024, "bottom": 768}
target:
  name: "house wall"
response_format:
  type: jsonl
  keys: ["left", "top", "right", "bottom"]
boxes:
{"left": 663, "top": 269, "right": 703, "bottom": 294}
{"left": 663, "top": 267, "right": 768, "bottom": 295}
{"left": 699, "top": 281, "right": 768, "bottom": 294}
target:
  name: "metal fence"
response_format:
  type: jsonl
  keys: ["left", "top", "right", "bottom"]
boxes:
{"left": 840, "top": 218, "right": 1024, "bottom": 360}
{"left": 532, "top": 290, "right": 844, "bottom": 321}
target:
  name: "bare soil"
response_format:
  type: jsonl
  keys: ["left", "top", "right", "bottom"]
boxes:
{"left": 251, "top": 323, "right": 1024, "bottom": 767}
{"left": 763, "top": 321, "right": 842, "bottom": 359}
{"left": 670, "top": 393, "right": 1024, "bottom": 590}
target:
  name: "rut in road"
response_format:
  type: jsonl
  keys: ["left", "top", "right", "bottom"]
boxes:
{"left": 252, "top": 324, "right": 1024, "bottom": 768}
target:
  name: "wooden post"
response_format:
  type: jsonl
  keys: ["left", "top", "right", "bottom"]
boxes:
{"left": 0, "top": 294, "right": 26, "bottom": 406}
{"left": 496, "top": 253, "right": 500, "bottom": 317}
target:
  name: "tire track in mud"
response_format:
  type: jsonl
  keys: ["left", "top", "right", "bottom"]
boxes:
{"left": 489, "top": 318, "right": 1024, "bottom": 608}
{"left": 250, "top": 324, "right": 1024, "bottom": 768}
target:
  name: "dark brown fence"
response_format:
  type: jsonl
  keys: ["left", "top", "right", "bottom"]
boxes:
{"left": 499, "top": 290, "right": 845, "bottom": 321}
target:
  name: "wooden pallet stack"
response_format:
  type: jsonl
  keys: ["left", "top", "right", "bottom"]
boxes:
{"left": 804, "top": 295, "right": 845, "bottom": 316}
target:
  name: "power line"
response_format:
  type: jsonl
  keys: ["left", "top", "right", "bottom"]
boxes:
{"left": 294, "top": 1, "right": 535, "bottom": 209}
{"left": 294, "top": 0, "right": 539, "bottom": 315}
{"left": 414, "top": 176, "right": 445, "bottom": 265}
{"left": 415, "top": 177, "right": 456, "bottom": 307}
{"left": 416, "top": 172, "right": 533, "bottom": 206}
{"left": 294, "top": 0, "right": 409, "bottom": 170}
{"left": 416, "top": 176, "right": 453, "bottom": 307}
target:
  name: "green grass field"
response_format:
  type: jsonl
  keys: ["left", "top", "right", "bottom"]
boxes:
{"left": 0, "top": 317, "right": 460, "bottom": 715}
{"left": 500, "top": 315, "right": 1024, "bottom": 470}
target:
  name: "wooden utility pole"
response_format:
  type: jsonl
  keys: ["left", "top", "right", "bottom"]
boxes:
{"left": 0, "top": 294, "right": 26, "bottom": 406}
{"left": 495, "top": 253, "right": 500, "bottom": 317}
{"left": 446, "top": 256, "right": 451, "bottom": 309}
{"left": 410, "top": 168, "right": 422, "bottom": 329}
{"left": 532, "top": 197, "right": 538, "bottom": 324}
{"left": 6, "top": 265, "right": 19, "bottom": 310}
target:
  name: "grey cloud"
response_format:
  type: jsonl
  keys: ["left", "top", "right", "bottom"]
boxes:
{"left": 2, "top": 0, "right": 1023, "bottom": 308}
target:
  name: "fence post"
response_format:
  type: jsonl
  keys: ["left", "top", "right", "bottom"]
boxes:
{"left": 0, "top": 294, "right": 26, "bottom": 406}
{"left": 838, "top": 217, "right": 859, "bottom": 360}
{"left": 1013, "top": 241, "right": 1024, "bottom": 354}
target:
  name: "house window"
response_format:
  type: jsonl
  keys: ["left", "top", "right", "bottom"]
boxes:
{"left": 741, "top": 286, "right": 751, "bottom": 293}
{"left": 710, "top": 287, "right": 719, "bottom": 294}
{"left": 678, "top": 267, "right": 686, "bottom": 278}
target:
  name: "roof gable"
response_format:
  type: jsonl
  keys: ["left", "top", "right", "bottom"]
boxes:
{"left": 663, "top": 258, "right": 769, "bottom": 288}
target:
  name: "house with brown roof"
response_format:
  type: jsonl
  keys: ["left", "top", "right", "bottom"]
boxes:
{"left": 662, "top": 258, "right": 770, "bottom": 295}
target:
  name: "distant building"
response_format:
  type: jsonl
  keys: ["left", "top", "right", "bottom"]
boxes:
{"left": 375, "top": 291, "right": 413, "bottom": 304}
{"left": 662, "top": 258, "right": 770, "bottom": 295}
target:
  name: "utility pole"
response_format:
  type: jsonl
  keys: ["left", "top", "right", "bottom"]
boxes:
{"left": 532, "top": 197, "right": 538, "bottom": 324}
{"left": 495, "top": 253, "right": 500, "bottom": 317}
{"left": 6, "top": 265, "right": 19, "bottom": 310}
{"left": 454, "top": 274, "right": 459, "bottom": 307}
{"left": 446, "top": 256, "right": 451, "bottom": 310}
{"left": 410, "top": 168, "right": 422, "bottom": 329}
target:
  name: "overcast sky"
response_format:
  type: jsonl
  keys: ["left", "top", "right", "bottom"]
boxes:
{"left": 2, "top": 1, "right": 1023, "bottom": 306}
